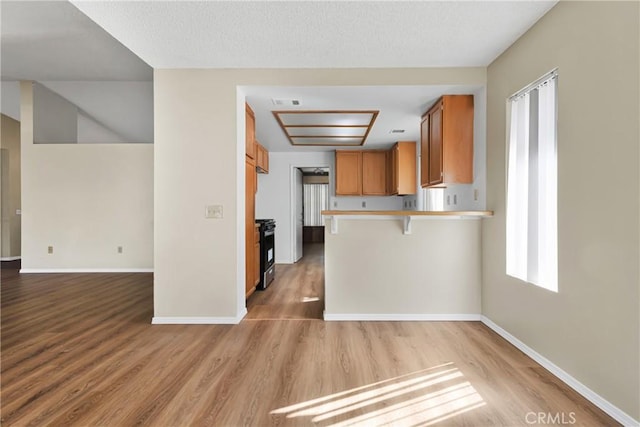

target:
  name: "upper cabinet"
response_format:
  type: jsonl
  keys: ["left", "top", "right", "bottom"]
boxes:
{"left": 245, "top": 103, "right": 256, "bottom": 161}
{"left": 335, "top": 151, "right": 362, "bottom": 196}
{"left": 335, "top": 142, "right": 416, "bottom": 196}
{"left": 388, "top": 141, "right": 416, "bottom": 195}
{"left": 256, "top": 142, "right": 269, "bottom": 174}
{"left": 362, "top": 151, "right": 387, "bottom": 196}
{"left": 421, "top": 95, "right": 474, "bottom": 188}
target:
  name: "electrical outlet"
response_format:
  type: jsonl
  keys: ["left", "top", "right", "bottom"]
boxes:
{"left": 47, "top": 246, "right": 53, "bottom": 254}
{"left": 447, "top": 195, "right": 451, "bottom": 205}
{"left": 413, "top": 200, "right": 416, "bottom": 208}
{"left": 333, "top": 201, "right": 337, "bottom": 208}
{"left": 117, "top": 246, "right": 123, "bottom": 254}
{"left": 362, "top": 201, "right": 367, "bottom": 208}
{"left": 205, "top": 205, "right": 223, "bottom": 219}
{"left": 453, "top": 195, "right": 457, "bottom": 205}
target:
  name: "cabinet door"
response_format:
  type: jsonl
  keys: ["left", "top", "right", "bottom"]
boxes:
{"left": 256, "top": 143, "right": 264, "bottom": 170}
{"left": 420, "top": 116, "right": 430, "bottom": 188}
{"left": 256, "top": 143, "right": 269, "bottom": 173}
{"left": 335, "top": 151, "right": 362, "bottom": 195}
{"left": 388, "top": 145, "right": 398, "bottom": 195}
{"left": 261, "top": 145, "right": 269, "bottom": 173}
{"left": 428, "top": 102, "right": 444, "bottom": 186}
{"left": 254, "top": 241, "right": 260, "bottom": 286}
{"left": 245, "top": 161, "right": 256, "bottom": 296}
{"left": 246, "top": 104, "right": 256, "bottom": 160}
{"left": 442, "top": 95, "right": 474, "bottom": 184}
{"left": 396, "top": 141, "right": 416, "bottom": 195}
{"left": 362, "top": 151, "right": 387, "bottom": 195}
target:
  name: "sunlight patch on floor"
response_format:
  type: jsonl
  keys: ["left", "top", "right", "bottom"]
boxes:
{"left": 271, "top": 363, "right": 485, "bottom": 426}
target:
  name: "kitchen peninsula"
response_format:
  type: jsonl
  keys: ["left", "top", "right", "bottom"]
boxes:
{"left": 322, "top": 210, "right": 493, "bottom": 321}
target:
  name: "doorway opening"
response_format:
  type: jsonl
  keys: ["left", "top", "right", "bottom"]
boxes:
{"left": 300, "top": 167, "right": 329, "bottom": 249}
{"left": 245, "top": 164, "right": 329, "bottom": 321}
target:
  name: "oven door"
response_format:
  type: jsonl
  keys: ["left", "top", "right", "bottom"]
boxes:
{"left": 264, "top": 229, "right": 275, "bottom": 267}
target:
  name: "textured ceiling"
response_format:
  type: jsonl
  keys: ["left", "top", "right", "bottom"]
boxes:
{"left": 0, "top": 1, "right": 151, "bottom": 81}
{"left": 1, "top": 1, "right": 556, "bottom": 149}
{"left": 70, "top": 1, "right": 557, "bottom": 69}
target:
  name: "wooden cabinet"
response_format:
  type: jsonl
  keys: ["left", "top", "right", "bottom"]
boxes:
{"left": 245, "top": 103, "right": 257, "bottom": 298}
{"left": 245, "top": 160, "right": 256, "bottom": 297}
{"left": 254, "top": 227, "right": 260, "bottom": 287}
{"left": 388, "top": 141, "right": 416, "bottom": 195}
{"left": 387, "top": 146, "right": 397, "bottom": 195}
{"left": 362, "top": 151, "right": 387, "bottom": 195}
{"left": 335, "top": 151, "right": 362, "bottom": 195}
{"left": 336, "top": 143, "right": 416, "bottom": 196}
{"left": 256, "top": 142, "right": 269, "bottom": 174}
{"left": 246, "top": 103, "right": 256, "bottom": 160}
{"left": 421, "top": 95, "right": 474, "bottom": 187}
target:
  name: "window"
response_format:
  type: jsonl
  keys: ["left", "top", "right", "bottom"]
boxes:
{"left": 303, "top": 183, "right": 328, "bottom": 226}
{"left": 506, "top": 70, "right": 558, "bottom": 292}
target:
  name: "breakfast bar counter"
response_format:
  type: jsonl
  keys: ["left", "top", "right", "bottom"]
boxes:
{"left": 321, "top": 210, "right": 493, "bottom": 321}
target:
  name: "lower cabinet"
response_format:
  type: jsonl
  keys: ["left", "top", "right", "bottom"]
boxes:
{"left": 245, "top": 160, "right": 256, "bottom": 297}
{"left": 254, "top": 230, "right": 260, "bottom": 287}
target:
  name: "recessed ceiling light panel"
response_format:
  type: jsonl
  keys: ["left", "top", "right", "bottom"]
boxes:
{"left": 273, "top": 110, "right": 379, "bottom": 146}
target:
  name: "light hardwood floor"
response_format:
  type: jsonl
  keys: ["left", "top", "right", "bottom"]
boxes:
{"left": 1, "top": 245, "right": 618, "bottom": 426}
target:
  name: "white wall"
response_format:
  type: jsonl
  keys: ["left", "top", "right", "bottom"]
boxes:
{"left": 256, "top": 150, "right": 406, "bottom": 263}
{"left": 20, "top": 82, "right": 153, "bottom": 271}
{"left": 256, "top": 151, "right": 332, "bottom": 263}
{"left": 41, "top": 81, "right": 153, "bottom": 143}
{"left": 33, "top": 82, "right": 78, "bottom": 144}
{"left": 1, "top": 81, "right": 21, "bottom": 121}
{"left": 154, "top": 67, "right": 486, "bottom": 320}
{"left": 484, "top": 2, "right": 639, "bottom": 421}
{"left": 324, "top": 218, "right": 481, "bottom": 317}
{"left": 1, "top": 114, "right": 21, "bottom": 258}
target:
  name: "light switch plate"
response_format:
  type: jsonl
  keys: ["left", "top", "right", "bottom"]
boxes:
{"left": 205, "top": 205, "right": 223, "bottom": 219}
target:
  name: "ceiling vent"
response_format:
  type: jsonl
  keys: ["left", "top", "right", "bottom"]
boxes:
{"left": 390, "top": 129, "right": 405, "bottom": 134}
{"left": 272, "top": 98, "right": 301, "bottom": 106}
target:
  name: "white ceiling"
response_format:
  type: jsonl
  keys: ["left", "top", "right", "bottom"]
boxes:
{"left": 71, "top": 1, "right": 556, "bottom": 69}
{"left": 1, "top": 1, "right": 557, "bottom": 149}
{"left": 245, "top": 85, "right": 482, "bottom": 152}
{"left": 0, "top": 1, "right": 151, "bottom": 81}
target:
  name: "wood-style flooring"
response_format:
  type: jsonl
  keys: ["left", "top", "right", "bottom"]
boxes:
{"left": 1, "top": 244, "right": 618, "bottom": 426}
{"left": 246, "top": 244, "right": 324, "bottom": 320}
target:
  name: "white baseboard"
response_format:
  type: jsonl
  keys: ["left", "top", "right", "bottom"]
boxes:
{"left": 1, "top": 256, "right": 21, "bottom": 261}
{"left": 481, "top": 316, "right": 639, "bottom": 427}
{"left": 152, "top": 308, "right": 247, "bottom": 325}
{"left": 323, "top": 313, "right": 481, "bottom": 321}
{"left": 19, "top": 268, "right": 153, "bottom": 273}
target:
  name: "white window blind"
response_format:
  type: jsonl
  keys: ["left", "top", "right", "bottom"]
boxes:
{"left": 303, "top": 184, "right": 328, "bottom": 226}
{"left": 506, "top": 71, "right": 558, "bottom": 292}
